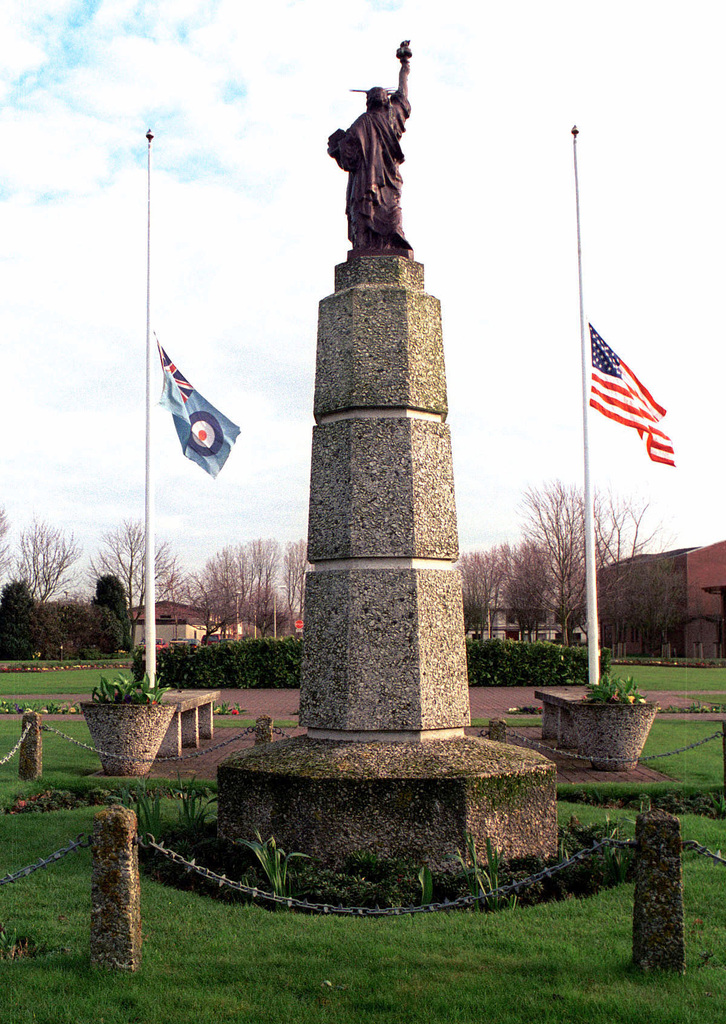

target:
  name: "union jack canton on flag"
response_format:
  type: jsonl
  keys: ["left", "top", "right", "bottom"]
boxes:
{"left": 157, "top": 341, "right": 240, "bottom": 478}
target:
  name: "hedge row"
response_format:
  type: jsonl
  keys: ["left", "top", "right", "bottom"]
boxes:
{"left": 132, "top": 637, "right": 303, "bottom": 690}
{"left": 465, "top": 638, "right": 609, "bottom": 688}
{"left": 133, "top": 637, "right": 608, "bottom": 690}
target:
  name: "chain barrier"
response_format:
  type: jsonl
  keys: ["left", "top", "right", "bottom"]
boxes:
{"left": 0, "top": 722, "right": 32, "bottom": 767}
{"left": 156, "top": 728, "right": 258, "bottom": 761}
{"left": 485, "top": 728, "right": 723, "bottom": 767}
{"left": 682, "top": 841, "right": 726, "bottom": 866}
{"left": 639, "top": 731, "right": 723, "bottom": 761}
{"left": 138, "top": 835, "right": 636, "bottom": 917}
{"left": 42, "top": 723, "right": 258, "bottom": 764}
{"left": 0, "top": 833, "right": 92, "bottom": 887}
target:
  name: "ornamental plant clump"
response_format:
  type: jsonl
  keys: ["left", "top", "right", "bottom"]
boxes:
{"left": 585, "top": 673, "right": 646, "bottom": 705}
{"left": 91, "top": 671, "right": 171, "bottom": 705}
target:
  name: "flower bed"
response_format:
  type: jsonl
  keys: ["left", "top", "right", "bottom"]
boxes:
{"left": 0, "top": 699, "right": 80, "bottom": 715}
{"left": 0, "top": 661, "right": 130, "bottom": 673}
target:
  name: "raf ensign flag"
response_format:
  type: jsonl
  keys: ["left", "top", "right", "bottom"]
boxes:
{"left": 589, "top": 325, "right": 675, "bottom": 467}
{"left": 157, "top": 343, "right": 240, "bottom": 478}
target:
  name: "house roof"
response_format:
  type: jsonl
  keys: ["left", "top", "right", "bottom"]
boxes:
{"left": 133, "top": 600, "right": 205, "bottom": 623}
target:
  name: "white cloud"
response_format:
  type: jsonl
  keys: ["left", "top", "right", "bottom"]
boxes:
{"left": 2, "top": 0, "right": 725, "bottom": 587}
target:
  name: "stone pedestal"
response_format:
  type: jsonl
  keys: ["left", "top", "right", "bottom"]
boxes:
{"left": 301, "top": 256, "right": 468, "bottom": 741}
{"left": 218, "top": 256, "right": 557, "bottom": 867}
{"left": 219, "top": 737, "right": 556, "bottom": 871}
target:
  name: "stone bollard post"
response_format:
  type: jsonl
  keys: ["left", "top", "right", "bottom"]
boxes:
{"left": 90, "top": 806, "right": 141, "bottom": 971}
{"left": 255, "top": 715, "right": 274, "bottom": 745}
{"left": 632, "top": 810, "right": 685, "bottom": 973}
{"left": 488, "top": 719, "right": 507, "bottom": 743}
{"left": 19, "top": 712, "right": 42, "bottom": 780}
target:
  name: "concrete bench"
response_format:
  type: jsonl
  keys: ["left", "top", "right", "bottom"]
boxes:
{"left": 157, "top": 690, "right": 221, "bottom": 758}
{"left": 533, "top": 689, "right": 583, "bottom": 748}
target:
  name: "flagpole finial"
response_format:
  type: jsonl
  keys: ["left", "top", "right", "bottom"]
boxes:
{"left": 571, "top": 125, "right": 579, "bottom": 137}
{"left": 146, "top": 128, "right": 154, "bottom": 143}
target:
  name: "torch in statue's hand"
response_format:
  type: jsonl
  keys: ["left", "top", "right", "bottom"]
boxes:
{"left": 396, "top": 40, "right": 412, "bottom": 64}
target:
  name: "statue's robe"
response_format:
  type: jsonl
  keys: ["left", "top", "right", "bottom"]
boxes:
{"left": 329, "top": 92, "right": 412, "bottom": 251}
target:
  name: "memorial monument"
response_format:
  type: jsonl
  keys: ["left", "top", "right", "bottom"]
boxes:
{"left": 218, "top": 43, "right": 557, "bottom": 869}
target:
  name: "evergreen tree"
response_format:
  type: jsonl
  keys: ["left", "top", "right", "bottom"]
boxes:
{"left": 0, "top": 580, "right": 35, "bottom": 660}
{"left": 93, "top": 575, "right": 132, "bottom": 651}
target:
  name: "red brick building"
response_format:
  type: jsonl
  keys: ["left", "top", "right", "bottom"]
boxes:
{"left": 600, "top": 540, "right": 726, "bottom": 658}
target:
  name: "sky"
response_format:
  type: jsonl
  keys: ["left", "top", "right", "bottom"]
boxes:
{"left": 2, "top": 0, "right": 725, "bottom": 588}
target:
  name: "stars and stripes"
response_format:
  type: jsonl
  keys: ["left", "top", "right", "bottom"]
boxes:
{"left": 589, "top": 324, "right": 675, "bottom": 467}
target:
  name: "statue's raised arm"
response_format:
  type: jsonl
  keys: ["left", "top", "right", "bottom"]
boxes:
{"left": 328, "top": 42, "right": 413, "bottom": 257}
{"left": 396, "top": 39, "right": 411, "bottom": 100}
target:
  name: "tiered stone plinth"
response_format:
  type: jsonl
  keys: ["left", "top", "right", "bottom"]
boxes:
{"left": 218, "top": 737, "right": 556, "bottom": 871}
{"left": 218, "top": 256, "right": 557, "bottom": 866}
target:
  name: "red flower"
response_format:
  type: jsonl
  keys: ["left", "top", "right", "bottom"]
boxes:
{"left": 230, "top": 708, "right": 239, "bottom": 715}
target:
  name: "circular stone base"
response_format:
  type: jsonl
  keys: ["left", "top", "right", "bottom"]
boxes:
{"left": 217, "top": 737, "right": 557, "bottom": 871}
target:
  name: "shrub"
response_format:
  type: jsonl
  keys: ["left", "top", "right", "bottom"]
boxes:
{"left": 93, "top": 575, "right": 132, "bottom": 651}
{"left": 133, "top": 637, "right": 303, "bottom": 689}
{"left": 466, "top": 639, "right": 610, "bottom": 687}
{"left": 133, "top": 637, "right": 608, "bottom": 690}
{"left": 0, "top": 581, "right": 35, "bottom": 661}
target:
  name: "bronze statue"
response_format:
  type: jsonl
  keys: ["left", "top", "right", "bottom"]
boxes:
{"left": 328, "top": 42, "right": 413, "bottom": 255}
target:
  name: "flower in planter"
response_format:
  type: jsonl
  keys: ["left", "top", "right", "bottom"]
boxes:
{"left": 91, "top": 672, "right": 172, "bottom": 705}
{"left": 585, "top": 674, "right": 646, "bottom": 705}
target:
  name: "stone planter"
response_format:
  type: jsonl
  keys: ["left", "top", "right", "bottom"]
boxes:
{"left": 571, "top": 701, "right": 658, "bottom": 771}
{"left": 81, "top": 703, "right": 176, "bottom": 776}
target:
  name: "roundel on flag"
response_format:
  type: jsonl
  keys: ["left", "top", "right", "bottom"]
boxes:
{"left": 189, "top": 411, "right": 224, "bottom": 457}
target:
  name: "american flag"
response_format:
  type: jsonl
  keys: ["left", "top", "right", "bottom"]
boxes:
{"left": 589, "top": 325, "right": 675, "bottom": 467}
{"left": 157, "top": 339, "right": 194, "bottom": 403}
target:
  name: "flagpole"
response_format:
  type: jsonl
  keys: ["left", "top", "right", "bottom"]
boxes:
{"left": 572, "top": 125, "right": 600, "bottom": 689}
{"left": 144, "top": 128, "right": 157, "bottom": 685}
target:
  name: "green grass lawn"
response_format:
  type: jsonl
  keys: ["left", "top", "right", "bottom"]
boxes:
{"left": 1, "top": 715, "right": 725, "bottom": 1023}
{"left": 3, "top": 663, "right": 726, "bottom": 700}
{"left": 0, "top": 668, "right": 131, "bottom": 697}
{"left": 1, "top": 799, "right": 724, "bottom": 1024}
{"left": 614, "top": 664, "right": 726, "bottom": 694}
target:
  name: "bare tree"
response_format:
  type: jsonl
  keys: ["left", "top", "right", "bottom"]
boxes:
{"left": 457, "top": 546, "right": 507, "bottom": 638}
{"left": 595, "top": 490, "right": 662, "bottom": 651}
{"left": 626, "top": 556, "right": 687, "bottom": 654}
{"left": 16, "top": 518, "right": 82, "bottom": 602}
{"left": 186, "top": 555, "right": 235, "bottom": 640}
{"left": 503, "top": 541, "right": 551, "bottom": 640}
{"left": 283, "top": 539, "right": 308, "bottom": 623}
{"left": 519, "top": 481, "right": 586, "bottom": 645}
{"left": 0, "top": 508, "right": 9, "bottom": 582}
{"left": 183, "top": 544, "right": 252, "bottom": 639}
{"left": 248, "top": 538, "right": 281, "bottom": 636}
{"left": 594, "top": 490, "right": 658, "bottom": 570}
{"left": 90, "top": 520, "right": 180, "bottom": 643}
